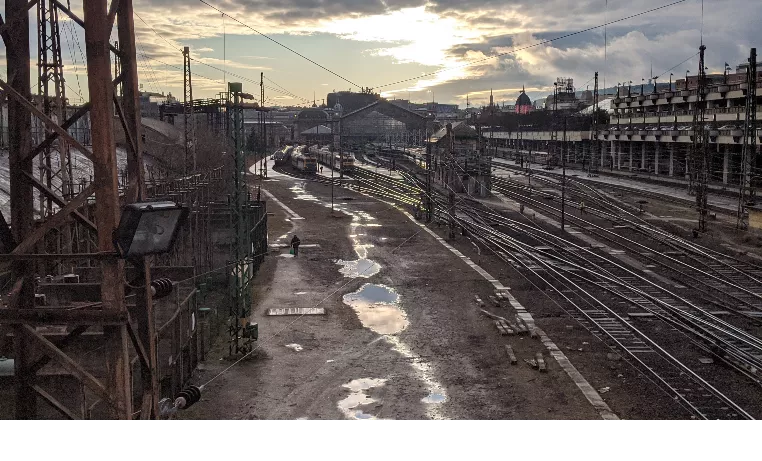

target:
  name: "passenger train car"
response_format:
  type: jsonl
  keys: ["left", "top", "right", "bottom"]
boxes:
{"left": 273, "top": 146, "right": 294, "bottom": 166}
{"left": 290, "top": 147, "right": 318, "bottom": 173}
{"left": 309, "top": 145, "right": 355, "bottom": 173}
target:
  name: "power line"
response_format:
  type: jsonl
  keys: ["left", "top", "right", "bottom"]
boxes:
{"left": 135, "top": 10, "right": 310, "bottom": 104}
{"left": 374, "top": 0, "right": 689, "bottom": 90}
{"left": 264, "top": 75, "right": 311, "bottom": 103}
{"left": 197, "top": 0, "right": 362, "bottom": 90}
{"left": 655, "top": 52, "right": 700, "bottom": 80}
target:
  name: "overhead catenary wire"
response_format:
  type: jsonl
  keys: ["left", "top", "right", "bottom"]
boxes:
{"left": 373, "top": 0, "right": 689, "bottom": 90}
{"left": 135, "top": 10, "right": 310, "bottom": 104}
{"left": 196, "top": 0, "right": 362, "bottom": 90}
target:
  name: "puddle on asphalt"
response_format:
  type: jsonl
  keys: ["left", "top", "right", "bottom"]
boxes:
{"left": 279, "top": 253, "right": 294, "bottom": 258}
{"left": 295, "top": 291, "right": 308, "bottom": 295}
{"left": 421, "top": 393, "right": 446, "bottom": 404}
{"left": 337, "top": 377, "right": 387, "bottom": 420}
{"left": 337, "top": 258, "right": 381, "bottom": 278}
{"left": 285, "top": 343, "right": 303, "bottom": 352}
{"left": 385, "top": 335, "right": 448, "bottom": 419}
{"left": 342, "top": 283, "right": 407, "bottom": 335}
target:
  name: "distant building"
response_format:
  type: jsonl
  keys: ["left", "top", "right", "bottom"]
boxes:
{"left": 515, "top": 86, "right": 532, "bottom": 114}
{"left": 327, "top": 91, "right": 379, "bottom": 113}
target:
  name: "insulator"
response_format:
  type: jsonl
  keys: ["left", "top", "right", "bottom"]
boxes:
{"left": 174, "top": 385, "right": 202, "bottom": 409}
{"left": 151, "top": 278, "right": 173, "bottom": 299}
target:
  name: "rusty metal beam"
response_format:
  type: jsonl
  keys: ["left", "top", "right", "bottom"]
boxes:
{"left": 107, "top": 0, "right": 120, "bottom": 31}
{"left": 7, "top": 0, "right": 37, "bottom": 419}
{"left": 51, "top": 0, "right": 120, "bottom": 56}
{"left": 21, "top": 171, "right": 98, "bottom": 231}
{"left": 0, "top": 77, "right": 95, "bottom": 161}
{"left": 33, "top": 384, "right": 81, "bottom": 420}
{"left": 0, "top": 1, "right": 37, "bottom": 43}
{"left": 118, "top": 0, "right": 158, "bottom": 420}
{"left": 83, "top": 0, "right": 131, "bottom": 420}
{"left": 26, "top": 69, "right": 125, "bottom": 163}
{"left": 113, "top": 94, "right": 139, "bottom": 169}
{"left": 27, "top": 103, "right": 91, "bottom": 163}
{"left": 30, "top": 325, "right": 89, "bottom": 374}
{"left": 22, "top": 324, "right": 113, "bottom": 405}
{"left": 0, "top": 309, "right": 127, "bottom": 325}
{"left": 11, "top": 183, "right": 94, "bottom": 255}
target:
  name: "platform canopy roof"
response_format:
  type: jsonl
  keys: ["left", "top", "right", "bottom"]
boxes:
{"left": 301, "top": 125, "right": 333, "bottom": 135}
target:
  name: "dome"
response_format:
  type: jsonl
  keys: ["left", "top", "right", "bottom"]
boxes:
{"left": 297, "top": 108, "right": 328, "bottom": 120}
{"left": 516, "top": 86, "right": 532, "bottom": 107}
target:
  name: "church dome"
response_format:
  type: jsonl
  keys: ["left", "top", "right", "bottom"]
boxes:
{"left": 516, "top": 86, "right": 531, "bottom": 107}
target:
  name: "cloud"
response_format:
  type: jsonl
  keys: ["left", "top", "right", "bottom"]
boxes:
{"left": 5, "top": 0, "right": 760, "bottom": 106}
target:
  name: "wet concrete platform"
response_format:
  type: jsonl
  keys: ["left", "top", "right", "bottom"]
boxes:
{"left": 179, "top": 160, "right": 607, "bottom": 420}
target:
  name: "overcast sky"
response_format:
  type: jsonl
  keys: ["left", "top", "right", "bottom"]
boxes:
{"left": 1, "top": 0, "right": 761, "bottom": 108}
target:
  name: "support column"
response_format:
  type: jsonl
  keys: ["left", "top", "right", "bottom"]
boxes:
{"left": 118, "top": 0, "right": 158, "bottom": 420}
{"left": 723, "top": 145, "right": 730, "bottom": 185}
{"left": 629, "top": 142, "right": 633, "bottom": 171}
{"left": 685, "top": 145, "right": 690, "bottom": 180}
{"left": 654, "top": 142, "right": 660, "bottom": 175}
{"left": 7, "top": 0, "right": 37, "bottom": 419}
{"left": 641, "top": 142, "right": 647, "bottom": 171}
{"left": 669, "top": 144, "right": 674, "bottom": 176}
{"left": 616, "top": 141, "right": 621, "bottom": 169}
{"left": 84, "top": 0, "right": 131, "bottom": 419}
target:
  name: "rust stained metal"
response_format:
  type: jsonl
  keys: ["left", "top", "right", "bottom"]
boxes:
{"left": 21, "top": 171, "right": 97, "bottom": 231}
{"left": 84, "top": 0, "right": 131, "bottom": 419}
{"left": 0, "top": 77, "right": 95, "bottom": 161}
{"left": 22, "top": 324, "right": 113, "bottom": 405}
{"left": 10, "top": 183, "right": 95, "bottom": 255}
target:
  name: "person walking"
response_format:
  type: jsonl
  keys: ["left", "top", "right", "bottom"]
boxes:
{"left": 290, "top": 235, "right": 301, "bottom": 257}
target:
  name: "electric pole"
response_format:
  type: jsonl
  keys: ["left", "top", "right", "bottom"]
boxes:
{"left": 690, "top": 45, "right": 709, "bottom": 232}
{"left": 426, "top": 118, "right": 433, "bottom": 222}
{"left": 183, "top": 46, "right": 195, "bottom": 174}
{"left": 738, "top": 47, "right": 757, "bottom": 230}
{"left": 592, "top": 71, "right": 599, "bottom": 176}
{"left": 447, "top": 123, "right": 456, "bottom": 239}
{"left": 562, "top": 117, "right": 567, "bottom": 230}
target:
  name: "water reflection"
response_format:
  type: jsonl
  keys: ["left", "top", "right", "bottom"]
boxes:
{"left": 343, "top": 284, "right": 408, "bottom": 335}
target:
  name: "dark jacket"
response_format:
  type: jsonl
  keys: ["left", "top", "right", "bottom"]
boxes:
{"left": 290, "top": 236, "right": 301, "bottom": 247}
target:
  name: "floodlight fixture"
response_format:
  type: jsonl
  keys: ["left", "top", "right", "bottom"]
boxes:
{"left": 113, "top": 201, "right": 189, "bottom": 258}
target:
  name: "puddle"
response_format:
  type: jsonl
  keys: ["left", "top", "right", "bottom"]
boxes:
{"left": 421, "top": 393, "right": 446, "bottom": 404}
{"left": 337, "top": 377, "right": 387, "bottom": 420}
{"left": 336, "top": 258, "right": 381, "bottom": 278}
{"left": 279, "top": 253, "right": 294, "bottom": 258}
{"left": 295, "top": 291, "right": 308, "bottom": 295}
{"left": 343, "top": 284, "right": 407, "bottom": 335}
{"left": 385, "top": 335, "right": 448, "bottom": 419}
{"left": 285, "top": 343, "right": 303, "bottom": 352}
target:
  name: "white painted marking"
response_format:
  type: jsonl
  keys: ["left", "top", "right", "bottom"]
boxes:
{"left": 267, "top": 307, "right": 326, "bottom": 316}
{"left": 262, "top": 188, "right": 303, "bottom": 220}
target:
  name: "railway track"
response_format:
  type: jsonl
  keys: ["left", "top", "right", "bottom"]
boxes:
{"left": 490, "top": 165, "right": 762, "bottom": 315}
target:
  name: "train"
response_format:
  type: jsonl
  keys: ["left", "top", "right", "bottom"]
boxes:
{"left": 308, "top": 145, "right": 355, "bottom": 173}
{"left": 290, "top": 147, "right": 318, "bottom": 173}
{"left": 273, "top": 145, "right": 294, "bottom": 166}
